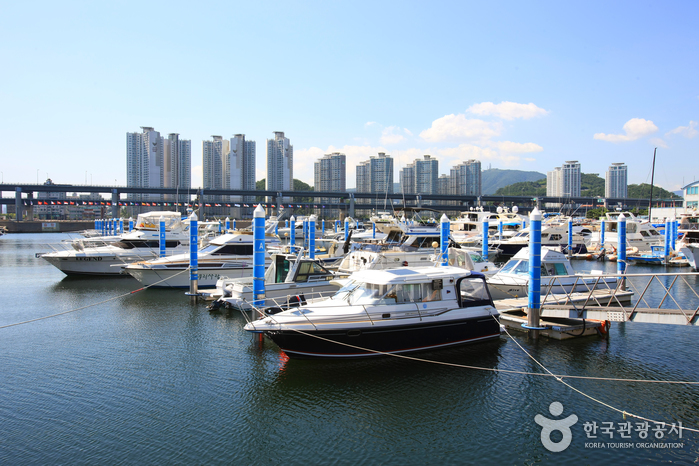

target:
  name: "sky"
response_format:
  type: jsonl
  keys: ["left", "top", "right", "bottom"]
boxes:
{"left": 1, "top": 1, "right": 697, "bottom": 192}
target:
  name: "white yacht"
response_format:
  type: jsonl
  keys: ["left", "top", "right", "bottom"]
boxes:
{"left": 489, "top": 217, "right": 592, "bottom": 256}
{"left": 486, "top": 247, "right": 618, "bottom": 300}
{"left": 593, "top": 211, "right": 664, "bottom": 252}
{"left": 123, "top": 232, "right": 280, "bottom": 288}
{"left": 677, "top": 211, "right": 699, "bottom": 270}
{"left": 40, "top": 211, "right": 190, "bottom": 276}
{"left": 243, "top": 266, "right": 501, "bottom": 358}
{"left": 207, "top": 252, "right": 339, "bottom": 310}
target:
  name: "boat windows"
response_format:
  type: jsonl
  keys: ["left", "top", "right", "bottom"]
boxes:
{"left": 512, "top": 260, "right": 529, "bottom": 275}
{"left": 295, "top": 261, "right": 332, "bottom": 283}
{"left": 549, "top": 234, "right": 562, "bottom": 241}
{"left": 380, "top": 283, "right": 440, "bottom": 304}
{"left": 347, "top": 283, "right": 388, "bottom": 305}
{"left": 542, "top": 263, "right": 568, "bottom": 276}
{"left": 649, "top": 229, "right": 660, "bottom": 236}
{"left": 113, "top": 240, "right": 181, "bottom": 249}
{"left": 627, "top": 224, "right": 637, "bottom": 233}
{"left": 540, "top": 233, "right": 549, "bottom": 239}
{"left": 213, "top": 244, "right": 254, "bottom": 256}
{"left": 640, "top": 230, "right": 649, "bottom": 237}
{"left": 459, "top": 277, "right": 492, "bottom": 308}
{"left": 331, "top": 280, "right": 359, "bottom": 301}
{"left": 499, "top": 260, "right": 519, "bottom": 274}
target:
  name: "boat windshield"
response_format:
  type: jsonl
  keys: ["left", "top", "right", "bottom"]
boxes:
{"left": 346, "top": 283, "right": 389, "bottom": 305}
{"left": 330, "top": 280, "right": 359, "bottom": 301}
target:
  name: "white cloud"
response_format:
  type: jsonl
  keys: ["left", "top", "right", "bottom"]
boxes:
{"left": 419, "top": 114, "right": 502, "bottom": 143}
{"left": 364, "top": 121, "right": 378, "bottom": 128}
{"left": 593, "top": 118, "right": 658, "bottom": 142}
{"left": 380, "top": 126, "right": 412, "bottom": 145}
{"left": 467, "top": 101, "right": 549, "bottom": 120}
{"left": 666, "top": 121, "right": 698, "bottom": 139}
{"left": 649, "top": 138, "right": 668, "bottom": 149}
{"left": 488, "top": 141, "right": 544, "bottom": 153}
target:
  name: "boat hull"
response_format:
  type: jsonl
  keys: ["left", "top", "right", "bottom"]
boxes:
{"left": 41, "top": 253, "right": 148, "bottom": 276}
{"left": 126, "top": 265, "right": 254, "bottom": 289}
{"left": 263, "top": 316, "right": 501, "bottom": 358}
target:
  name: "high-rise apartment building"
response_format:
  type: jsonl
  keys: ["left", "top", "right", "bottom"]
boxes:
{"left": 314, "top": 152, "right": 346, "bottom": 216}
{"left": 605, "top": 163, "right": 627, "bottom": 198}
{"left": 127, "top": 126, "right": 191, "bottom": 202}
{"left": 547, "top": 161, "right": 581, "bottom": 197}
{"left": 356, "top": 152, "right": 394, "bottom": 205}
{"left": 400, "top": 155, "right": 438, "bottom": 204}
{"left": 449, "top": 159, "right": 481, "bottom": 196}
{"left": 203, "top": 136, "right": 225, "bottom": 204}
{"left": 203, "top": 134, "right": 256, "bottom": 215}
{"left": 267, "top": 132, "right": 293, "bottom": 200}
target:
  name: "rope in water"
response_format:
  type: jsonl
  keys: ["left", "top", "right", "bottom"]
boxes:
{"left": 0, "top": 267, "right": 192, "bottom": 330}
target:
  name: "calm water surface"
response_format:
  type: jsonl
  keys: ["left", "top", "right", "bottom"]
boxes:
{"left": 1, "top": 234, "right": 698, "bottom": 465}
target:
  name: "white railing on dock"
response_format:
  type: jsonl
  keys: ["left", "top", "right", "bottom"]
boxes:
{"left": 533, "top": 271, "right": 699, "bottom": 325}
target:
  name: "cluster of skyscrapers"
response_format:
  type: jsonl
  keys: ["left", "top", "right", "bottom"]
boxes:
{"left": 546, "top": 160, "right": 628, "bottom": 199}
{"left": 126, "top": 127, "right": 484, "bottom": 214}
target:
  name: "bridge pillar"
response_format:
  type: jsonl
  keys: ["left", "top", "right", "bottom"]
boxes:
{"left": 275, "top": 195, "right": 282, "bottom": 216}
{"left": 477, "top": 196, "right": 482, "bottom": 208}
{"left": 26, "top": 192, "right": 33, "bottom": 220}
{"left": 416, "top": 195, "right": 422, "bottom": 209}
{"left": 111, "top": 189, "right": 119, "bottom": 218}
{"left": 349, "top": 193, "right": 355, "bottom": 218}
{"left": 15, "top": 187, "right": 22, "bottom": 221}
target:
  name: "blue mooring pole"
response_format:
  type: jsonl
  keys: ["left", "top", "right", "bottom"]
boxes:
{"left": 600, "top": 219, "right": 606, "bottom": 251}
{"left": 498, "top": 220, "right": 503, "bottom": 241}
{"left": 372, "top": 221, "right": 376, "bottom": 239}
{"left": 481, "top": 218, "right": 489, "bottom": 259}
{"left": 309, "top": 215, "right": 316, "bottom": 259}
{"left": 344, "top": 217, "right": 350, "bottom": 242}
{"left": 188, "top": 212, "right": 198, "bottom": 303}
{"left": 671, "top": 216, "right": 677, "bottom": 252}
{"left": 119, "top": 218, "right": 123, "bottom": 235}
{"left": 232, "top": 219, "right": 236, "bottom": 231}
{"left": 159, "top": 216, "right": 166, "bottom": 258}
{"left": 335, "top": 220, "right": 338, "bottom": 233}
{"left": 440, "top": 214, "right": 449, "bottom": 266}
{"left": 225, "top": 217, "right": 230, "bottom": 232}
{"left": 218, "top": 220, "right": 222, "bottom": 235}
{"left": 322, "top": 219, "right": 325, "bottom": 236}
{"left": 285, "top": 219, "right": 288, "bottom": 229}
{"left": 618, "top": 213, "right": 627, "bottom": 290}
{"left": 567, "top": 218, "right": 573, "bottom": 257}
{"left": 129, "top": 217, "right": 134, "bottom": 232}
{"left": 252, "top": 205, "right": 266, "bottom": 308}
{"left": 94, "top": 219, "right": 98, "bottom": 231}
{"left": 101, "top": 219, "right": 106, "bottom": 236}
{"left": 664, "top": 218, "right": 671, "bottom": 261}
{"left": 289, "top": 215, "right": 296, "bottom": 254}
{"left": 526, "top": 207, "right": 542, "bottom": 339}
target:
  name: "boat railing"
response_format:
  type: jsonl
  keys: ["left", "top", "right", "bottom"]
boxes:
{"left": 535, "top": 271, "right": 699, "bottom": 323}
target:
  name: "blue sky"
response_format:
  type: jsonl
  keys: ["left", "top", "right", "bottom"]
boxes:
{"left": 1, "top": 1, "right": 697, "bottom": 191}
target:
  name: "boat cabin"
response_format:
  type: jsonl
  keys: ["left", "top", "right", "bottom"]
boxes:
{"left": 494, "top": 247, "right": 574, "bottom": 278}
{"left": 265, "top": 253, "right": 336, "bottom": 284}
{"left": 330, "top": 267, "right": 493, "bottom": 309}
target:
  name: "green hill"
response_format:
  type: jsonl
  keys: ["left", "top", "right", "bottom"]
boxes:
{"left": 494, "top": 173, "right": 681, "bottom": 199}
{"left": 482, "top": 169, "right": 545, "bottom": 194}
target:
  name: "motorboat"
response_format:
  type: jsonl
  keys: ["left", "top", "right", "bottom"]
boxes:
{"left": 337, "top": 244, "right": 496, "bottom": 275}
{"left": 123, "top": 232, "right": 281, "bottom": 288}
{"left": 486, "top": 247, "right": 618, "bottom": 300}
{"left": 450, "top": 207, "right": 524, "bottom": 246}
{"left": 677, "top": 211, "right": 699, "bottom": 270}
{"left": 40, "top": 211, "right": 190, "bottom": 276}
{"left": 593, "top": 211, "right": 664, "bottom": 252}
{"left": 489, "top": 217, "right": 592, "bottom": 257}
{"left": 243, "top": 266, "right": 501, "bottom": 358}
{"left": 207, "top": 252, "right": 340, "bottom": 310}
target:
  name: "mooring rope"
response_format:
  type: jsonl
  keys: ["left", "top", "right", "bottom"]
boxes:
{"left": 0, "top": 267, "right": 192, "bottom": 329}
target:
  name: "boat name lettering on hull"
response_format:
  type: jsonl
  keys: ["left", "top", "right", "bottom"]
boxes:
{"left": 76, "top": 257, "right": 103, "bottom": 261}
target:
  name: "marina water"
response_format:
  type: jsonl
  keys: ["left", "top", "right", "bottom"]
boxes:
{"left": 1, "top": 233, "right": 698, "bottom": 464}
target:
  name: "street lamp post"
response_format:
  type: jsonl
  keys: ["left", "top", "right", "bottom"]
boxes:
{"left": 36, "top": 169, "right": 39, "bottom": 184}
